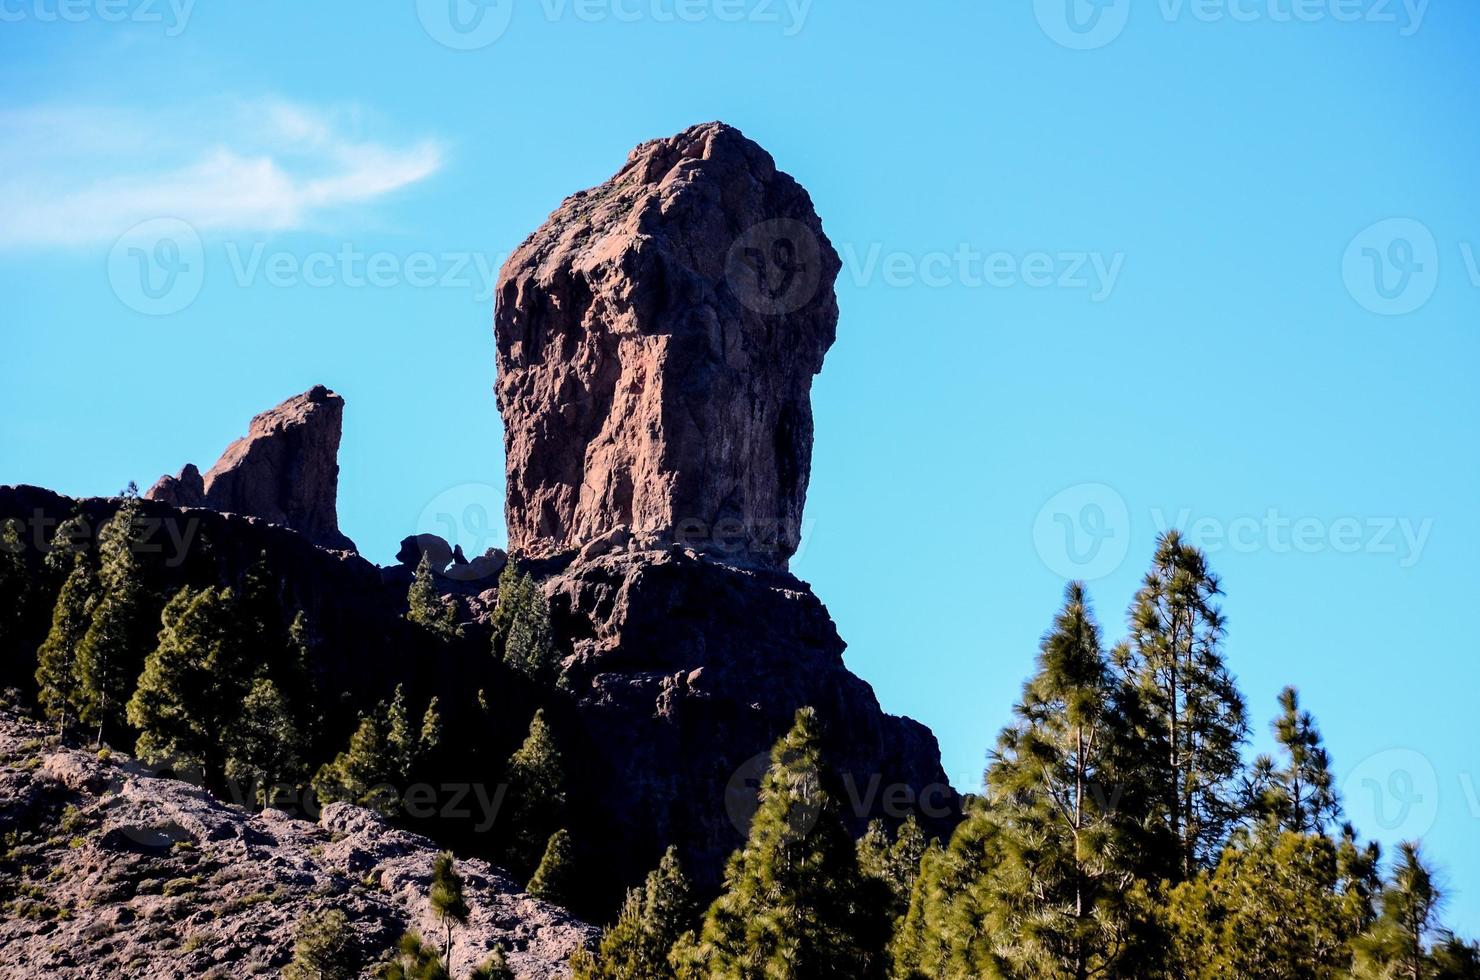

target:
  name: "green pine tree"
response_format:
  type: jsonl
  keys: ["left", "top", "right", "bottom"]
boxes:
{"left": 408, "top": 554, "right": 459, "bottom": 639}
{"left": 1164, "top": 825, "right": 1355, "bottom": 979}
{"left": 857, "top": 816, "right": 928, "bottom": 920}
{"left": 981, "top": 582, "right": 1153, "bottom": 977}
{"left": 43, "top": 510, "right": 91, "bottom": 580}
{"left": 430, "top": 851, "right": 469, "bottom": 974}
{"left": 490, "top": 558, "right": 523, "bottom": 658}
{"left": 1115, "top": 531, "right": 1248, "bottom": 880}
{"left": 1248, "top": 686, "right": 1341, "bottom": 835}
{"left": 1353, "top": 842, "right": 1446, "bottom": 980}
{"left": 313, "top": 689, "right": 416, "bottom": 816}
{"left": 889, "top": 797, "right": 1005, "bottom": 979}
{"left": 527, "top": 828, "right": 578, "bottom": 905}
{"left": 504, "top": 574, "right": 558, "bottom": 685}
{"left": 470, "top": 946, "right": 514, "bottom": 980}
{"left": 34, "top": 556, "right": 98, "bottom": 740}
{"left": 387, "top": 683, "right": 416, "bottom": 782}
{"left": 572, "top": 845, "right": 696, "bottom": 980}
{"left": 226, "top": 674, "right": 304, "bottom": 807}
{"left": 0, "top": 518, "right": 36, "bottom": 664}
{"left": 126, "top": 585, "right": 251, "bottom": 789}
{"left": 419, "top": 696, "right": 443, "bottom": 768}
{"left": 1429, "top": 934, "right": 1480, "bottom": 980}
{"left": 75, "top": 488, "right": 153, "bottom": 747}
{"left": 504, "top": 708, "right": 567, "bottom": 873}
{"left": 378, "top": 931, "right": 449, "bottom": 980}
{"left": 670, "top": 707, "right": 889, "bottom": 980}
{"left": 283, "top": 907, "right": 360, "bottom": 980}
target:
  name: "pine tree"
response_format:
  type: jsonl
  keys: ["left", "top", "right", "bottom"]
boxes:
{"left": 408, "top": 554, "right": 459, "bottom": 639}
{"left": 126, "top": 585, "right": 251, "bottom": 789}
{"left": 387, "top": 683, "right": 416, "bottom": 782}
{"left": 504, "top": 708, "right": 566, "bottom": 873}
{"left": 0, "top": 518, "right": 35, "bottom": 663}
{"left": 313, "top": 688, "right": 435, "bottom": 817}
{"left": 1338, "top": 824, "right": 1385, "bottom": 940}
{"left": 572, "top": 845, "right": 695, "bottom": 980}
{"left": 430, "top": 851, "right": 469, "bottom": 974}
{"left": 314, "top": 713, "right": 397, "bottom": 815}
{"left": 974, "top": 582, "right": 1152, "bottom": 978}
{"left": 379, "top": 931, "right": 449, "bottom": 980}
{"left": 1116, "top": 531, "right": 1248, "bottom": 880}
{"left": 75, "top": 489, "right": 153, "bottom": 746}
{"left": 284, "top": 907, "right": 359, "bottom": 980}
{"left": 490, "top": 558, "right": 523, "bottom": 658}
{"left": 1429, "top": 934, "right": 1480, "bottom": 979}
{"left": 43, "top": 510, "right": 91, "bottom": 580}
{"left": 889, "top": 798, "right": 1005, "bottom": 979}
{"left": 504, "top": 574, "right": 558, "bottom": 685}
{"left": 225, "top": 675, "right": 303, "bottom": 807}
{"left": 670, "top": 707, "right": 888, "bottom": 980}
{"left": 1353, "top": 842, "right": 1445, "bottom": 980}
{"left": 1249, "top": 686, "right": 1340, "bottom": 835}
{"left": 419, "top": 696, "right": 443, "bottom": 769}
{"left": 857, "top": 816, "right": 928, "bottom": 919}
{"left": 1164, "top": 826, "right": 1354, "bottom": 978}
{"left": 34, "top": 556, "right": 97, "bottom": 740}
{"left": 528, "top": 828, "right": 578, "bottom": 905}
{"left": 471, "top": 947, "right": 515, "bottom": 980}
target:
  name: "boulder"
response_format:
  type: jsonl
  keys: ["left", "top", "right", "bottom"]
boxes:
{"left": 495, "top": 122, "right": 841, "bottom": 570}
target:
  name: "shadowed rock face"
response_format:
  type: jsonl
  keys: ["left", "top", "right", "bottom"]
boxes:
{"left": 495, "top": 122, "right": 841, "bottom": 570}
{"left": 147, "top": 385, "right": 356, "bottom": 552}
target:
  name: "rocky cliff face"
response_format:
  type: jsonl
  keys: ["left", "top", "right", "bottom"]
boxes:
{"left": 495, "top": 122, "right": 840, "bottom": 570}
{"left": 0, "top": 710, "right": 595, "bottom": 979}
{"left": 541, "top": 547, "right": 956, "bottom": 899}
{"left": 147, "top": 385, "right": 355, "bottom": 553}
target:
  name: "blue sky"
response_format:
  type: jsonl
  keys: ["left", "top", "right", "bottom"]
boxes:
{"left": 3, "top": 0, "right": 1478, "bottom": 933}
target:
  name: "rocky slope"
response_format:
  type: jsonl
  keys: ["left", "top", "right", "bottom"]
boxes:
{"left": 147, "top": 385, "right": 356, "bottom": 552}
{"left": 495, "top": 122, "right": 841, "bottom": 570}
{"left": 0, "top": 708, "right": 595, "bottom": 979}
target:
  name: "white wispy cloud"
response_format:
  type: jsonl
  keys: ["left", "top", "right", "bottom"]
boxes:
{"left": 0, "top": 98, "right": 444, "bottom": 247}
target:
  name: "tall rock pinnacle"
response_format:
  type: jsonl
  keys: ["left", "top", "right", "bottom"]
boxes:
{"left": 494, "top": 122, "right": 842, "bottom": 569}
{"left": 146, "top": 385, "right": 356, "bottom": 552}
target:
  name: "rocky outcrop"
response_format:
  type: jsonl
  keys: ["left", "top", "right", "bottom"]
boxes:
{"left": 147, "top": 385, "right": 355, "bottom": 552}
{"left": 495, "top": 122, "right": 841, "bottom": 570}
{"left": 538, "top": 546, "right": 957, "bottom": 901}
{"left": 0, "top": 709, "right": 595, "bottom": 979}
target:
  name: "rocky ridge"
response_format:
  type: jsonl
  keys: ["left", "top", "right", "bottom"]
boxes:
{"left": 0, "top": 709, "right": 595, "bottom": 979}
{"left": 147, "top": 385, "right": 356, "bottom": 553}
